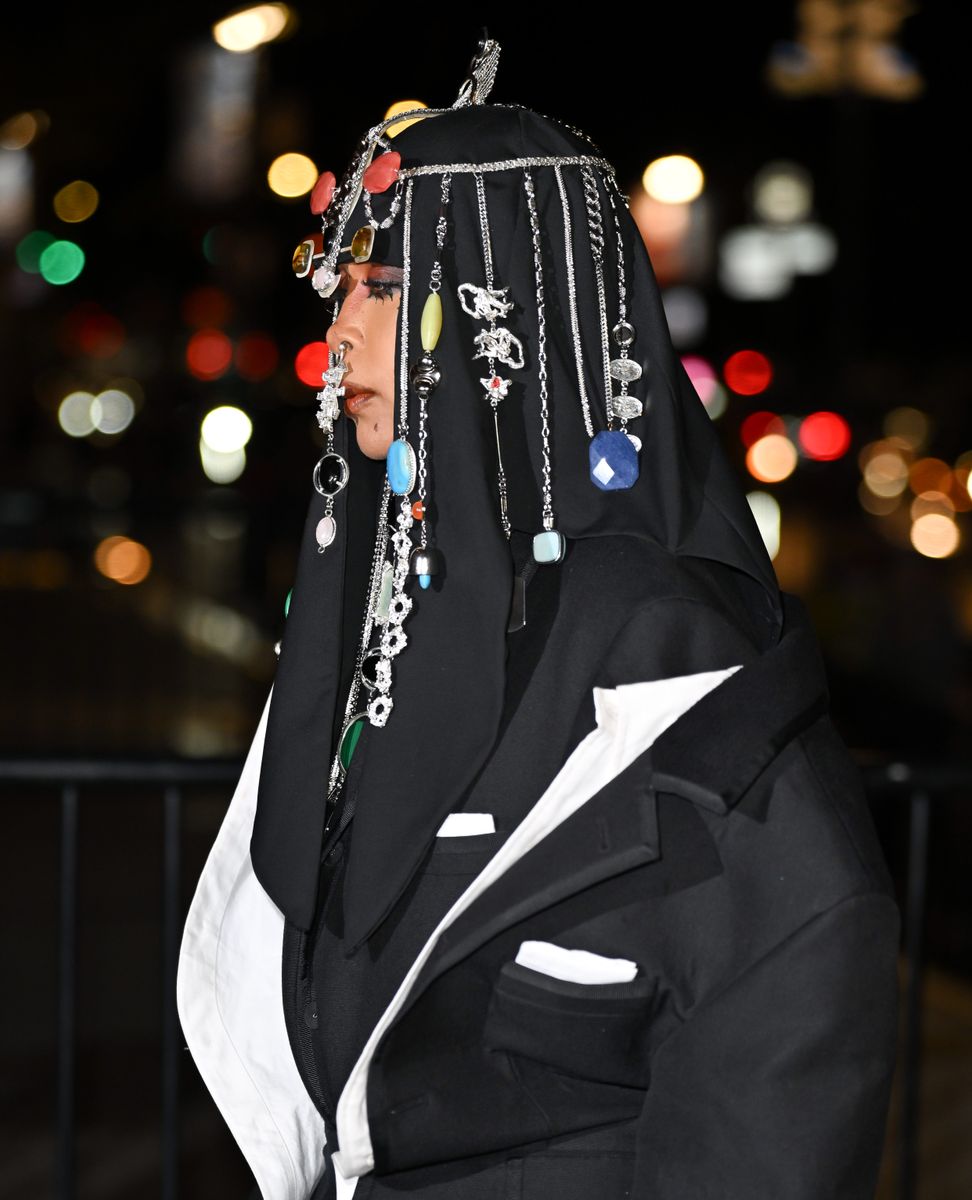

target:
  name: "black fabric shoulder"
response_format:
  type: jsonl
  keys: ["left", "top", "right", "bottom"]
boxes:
{"left": 594, "top": 593, "right": 762, "bottom": 690}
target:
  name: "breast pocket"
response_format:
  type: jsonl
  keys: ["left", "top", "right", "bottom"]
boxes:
{"left": 483, "top": 957, "right": 657, "bottom": 1088}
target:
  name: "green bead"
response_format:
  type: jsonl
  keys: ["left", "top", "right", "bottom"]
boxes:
{"left": 284, "top": 588, "right": 292, "bottom": 617}
{"left": 339, "top": 716, "right": 365, "bottom": 771}
{"left": 421, "top": 291, "right": 442, "bottom": 351}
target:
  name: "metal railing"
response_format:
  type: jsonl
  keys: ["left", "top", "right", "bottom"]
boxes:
{"left": 0, "top": 754, "right": 953, "bottom": 1200}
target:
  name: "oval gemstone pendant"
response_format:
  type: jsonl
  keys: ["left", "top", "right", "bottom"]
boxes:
{"left": 421, "top": 291, "right": 442, "bottom": 351}
{"left": 316, "top": 515, "right": 336, "bottom": 550}
{"left": 589, "top": 429, "right": 640, "bottom": 491}
{"left": 386, "top": 438, "right": 417, "bottom": 495}
{"left": 339, "top": 713, "right": 367, "bottom": 773}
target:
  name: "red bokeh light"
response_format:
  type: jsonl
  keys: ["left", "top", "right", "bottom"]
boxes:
{"left": 724, "top": 349, "right": 773, "bottom": 396}
{"left": 740, "top": 411, "right": 785, "bottom": 448}
{"left": 236, "top": 332, "right": 279, "bottom": 383}
{"left": 61, "top": 301, "right": 125, "bottom": 359}
{"left": 186, "top": 329, "right": 232, "bottom": 380}
{"left": 798, "top": 411, "right": 851, "bottom": 461}
{"left": 183, "top": 286, "right": 233, "bottom": 329}
{"left": 295, "top": 341, "right": 329, "bottom": 388}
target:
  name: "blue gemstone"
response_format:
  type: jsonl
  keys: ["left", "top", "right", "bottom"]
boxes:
{"left": 589, "top": 430, "right": 639, "bottom": 491}
{"left": 532, "top": 530, "right": 565, "bottom": 563}
{"left": 386, "top": 438, "right": 416, "bottom": 495}
{"left": 419, "top": 574, "right": 431, "bottom": 589}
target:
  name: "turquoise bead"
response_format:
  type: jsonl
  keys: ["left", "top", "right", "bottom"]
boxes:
{"left": 386, "top": 438, "right": 416, "bottom": 495}
{"left": 419, "top": 573, "right": 431, "bottom": 589}
{"left": 532, "top": 530, "right": 565, "bottom": 564}
{"left": 284, "top": 588, "right": 292, "bottom": 617}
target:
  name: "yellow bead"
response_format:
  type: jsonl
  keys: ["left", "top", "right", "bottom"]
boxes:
{"left": 421, "top": 291, "right": 442, "bottom": 351}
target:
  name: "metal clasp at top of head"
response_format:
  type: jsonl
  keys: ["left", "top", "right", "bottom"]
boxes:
{"left": 453, "top": 36, "right": 501, "bottom": 108}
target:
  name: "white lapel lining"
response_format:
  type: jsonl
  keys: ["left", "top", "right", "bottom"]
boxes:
{"left": 176, "top": 686, "right": 345, "bottom": 1200}
{"left": 331, "top": 664, "right": 742, "bottom": 1178}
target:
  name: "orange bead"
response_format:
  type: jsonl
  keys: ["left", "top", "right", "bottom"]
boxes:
{"left": 411, "top": 500, "right": 425, "bottom": 519}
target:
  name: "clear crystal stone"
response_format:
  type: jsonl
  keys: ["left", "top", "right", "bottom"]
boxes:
{"left": 610, "top": 358, "right": 643, "bottom": 383}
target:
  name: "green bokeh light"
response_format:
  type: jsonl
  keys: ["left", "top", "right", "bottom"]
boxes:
{"left": 15, "top": 230, "right": 55, "bottom": 273}
{"left": 39, "top": 239, "right": 85, "bottom": 285}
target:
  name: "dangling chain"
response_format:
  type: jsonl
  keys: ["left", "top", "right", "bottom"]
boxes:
{"left": 325, "top": 476, "right": 392, "bottom": 805}
{"left": 473, "top": 170, "right": 513, "bottom": 538}
{"left": 553, "top": 164, "right": 594, "bottom": 440}
{"left": 522, "top": 168, "right": 555, "bottom": 533}
{"left": 581, "top": 165, "right": 615, "bottom": 431}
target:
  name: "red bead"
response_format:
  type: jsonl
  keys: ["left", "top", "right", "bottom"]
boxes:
{"left": 363, "top": 152, "right": 401, "bottom": 195}
{"left": 411, "top": 500, "right": 425, "bottom": 519}
{"left": 310, "top": 171, "right": 336, "bottom": 215}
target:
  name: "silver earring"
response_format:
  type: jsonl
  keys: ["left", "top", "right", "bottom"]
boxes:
{"left": 312, "top": 339, "right": 351, "bottom": 551}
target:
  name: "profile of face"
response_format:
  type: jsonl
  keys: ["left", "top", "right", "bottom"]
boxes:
{"left": 325, "top": 261, "right": 404, "bottom": 460}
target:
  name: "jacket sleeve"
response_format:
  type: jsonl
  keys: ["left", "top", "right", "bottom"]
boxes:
{"left": 632, "top": 890, "right": 901, "bottom": 1198}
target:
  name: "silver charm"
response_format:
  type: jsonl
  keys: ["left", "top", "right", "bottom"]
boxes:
{"left": 457, "top": 282, "right": 514, "bottom": 320}
{"left": 480, "top": 374, "right": 511, "bottom": 401}
{"left": 316, "top": 342, "right": 349, "bottom": 432}
{"left": 472, "top": 326, "right": 525, "bottom": 369}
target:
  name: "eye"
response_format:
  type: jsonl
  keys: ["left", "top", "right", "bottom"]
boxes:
{"left": 364, "top": 279, "right": 402, "bottom": 303}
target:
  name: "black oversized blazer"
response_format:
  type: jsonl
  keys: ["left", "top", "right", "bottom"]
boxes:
{"left": 177, "top": 536, "right": 901, "bottom": 1200}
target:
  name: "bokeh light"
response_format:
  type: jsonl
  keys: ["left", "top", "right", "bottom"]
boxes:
{"left": 200, "top": 439, "right": 246, "bottom": 483}
{"left": 752, "top": 161, "right": 813, "bottom": 224}
{"left": 267, "top": 152, "right": 318, "bottom": 198}
{"left": 910, "top": 513, "right": 959, "bottom": 559}
{"left": 384, "top": 100, "right": 428, "bottom": 138}
{"left": 201, "top": 405, "right": 252, "bottom": 453}
{"left": 798, "top": 411, "right": 851, "bottom": 460}
{"left": 295, "top": 340, "right": 328, "bottom": 387}
{"left": 746, "top": 490, "right": 781, "bottom": 559}
{"left": 15, "top": 230, "right": 55, "bottom": 273}
{"left": 236, "top": 332, "right": 278, "bottom": 381}
{"left": 746, "top": 433, "right": 798, "bottom": 483}
{"left": 53, "top": 180, "right": 99, "bottom": 223}
{"left": 212, "top": 4, "right": 293, "bottom": 53}
{"left": 62, "top": 302, "right": 125, "bottom": 358}
{"left": 908, "top": 457, "right": 951, "bottom": 496}
{"left": 94, "top": 535, "right": 152, "bottom": 585}
{"left": 0, "top": 110, "right": 48, "bottom": 150}
{"left": 883, "top": 405, "right": 930, "bottom": 451}
{"left": 724, "top": 349, "right": 773, "bottom": 396}
{"left": 58, "top": 391, "right": 96, "bottom": 438}
{"left": 642, "top": 155, "right": 704, "bottom": 204}
{"left": 91, "top": 389, "right": 135, "bottom": 435}
{"left": 863, "top": 447, "right": 910, "bottom": 497}
{"left": 741, "top": 411, "right": 785, "bottom": 448}
{"left": 39, "top": 239, "right": 85, "bottom": 285}
{"left": 183, "top": 285, "right": 232, "bottom": 328}
{"left": 186, "top": 329, "right": 233, "bottom": 380}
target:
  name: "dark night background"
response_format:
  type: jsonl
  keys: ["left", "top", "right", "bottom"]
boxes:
{"left": 2, "top": 4, "right": 969, "bottom": 1197}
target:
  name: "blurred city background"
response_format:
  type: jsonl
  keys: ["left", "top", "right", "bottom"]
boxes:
{"left": 2, "top": 2, "right": 968, "bottom": 1197}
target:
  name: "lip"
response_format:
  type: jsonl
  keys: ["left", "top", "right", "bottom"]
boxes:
{"left": 343, "top": 387, "right": 374, "bottom": 415}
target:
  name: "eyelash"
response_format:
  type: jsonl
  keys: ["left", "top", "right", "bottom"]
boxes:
{"left": 334, "top": 278, "right": 402, "bottom": 303}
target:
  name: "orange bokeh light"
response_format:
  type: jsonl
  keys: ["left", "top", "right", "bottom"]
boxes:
{"left": 93, "top": 535, "right": 152, "bottom": 585}
{"left": 746, "top": 433, "right": 798, "bottom": 483}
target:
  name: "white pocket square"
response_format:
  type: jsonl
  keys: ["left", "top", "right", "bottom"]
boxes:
{"left": 436, "top": 811, "right": 496, "bottom": 836}
{"left": 514, "top": 939, "right": 639, "bottom": 984}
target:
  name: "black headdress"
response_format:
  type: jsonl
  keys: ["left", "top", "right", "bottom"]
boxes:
{"left": 252, "top": 40, "right": 783, "bottom": 951}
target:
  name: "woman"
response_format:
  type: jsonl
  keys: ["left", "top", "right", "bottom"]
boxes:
{"left": 177, "top": 39, "right": 900, "bottom": 1200}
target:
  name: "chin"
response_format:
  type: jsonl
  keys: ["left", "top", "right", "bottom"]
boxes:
{"left": 353, "top": 423, "right": 393, "bottom": 461}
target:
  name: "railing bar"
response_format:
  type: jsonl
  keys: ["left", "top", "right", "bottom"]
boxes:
{"left": 57, "top": 783, "right": 78, "bottom": 1200}
{"left": 898, "top": 788, "right": 930, "bottom": 1200}
{"left": 161, "top": 784, "right": 182, "bottom": 1200}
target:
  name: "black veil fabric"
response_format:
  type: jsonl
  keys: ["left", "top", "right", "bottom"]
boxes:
{"left": 251, "top": 101, "right": 784, "bottom": 950}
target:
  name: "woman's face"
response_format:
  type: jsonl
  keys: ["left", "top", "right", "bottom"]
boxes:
{"left": 325, "top": 261, "right": 404, "bottom": 460}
